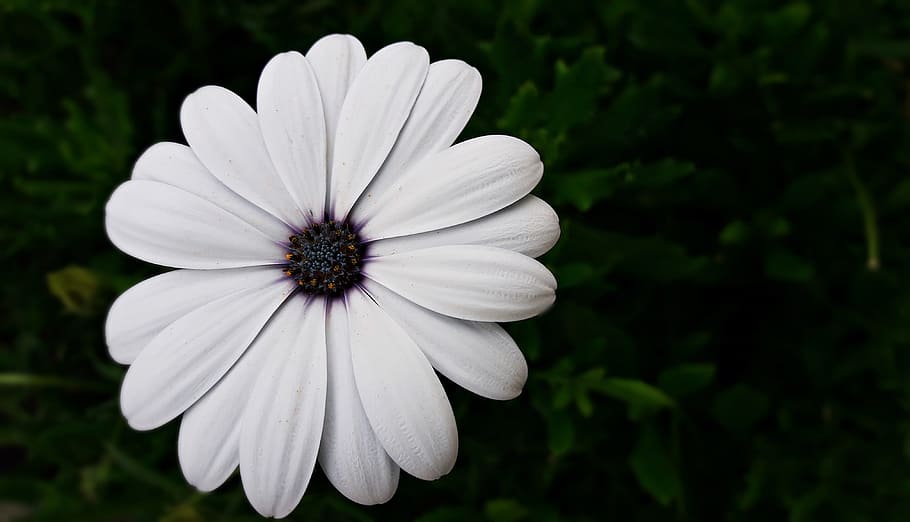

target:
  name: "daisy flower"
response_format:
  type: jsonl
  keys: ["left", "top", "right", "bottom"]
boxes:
{"left": 104, "top": 34, "right": 559, "bottom": 517}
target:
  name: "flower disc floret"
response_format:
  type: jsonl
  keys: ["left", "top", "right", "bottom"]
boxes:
{"left": 284, "top": 221, "right": 362, "bottom": 295}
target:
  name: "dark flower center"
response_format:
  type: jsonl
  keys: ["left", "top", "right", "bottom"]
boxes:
{"left": 283, "top": 221, "right": 363, "bottom": 296}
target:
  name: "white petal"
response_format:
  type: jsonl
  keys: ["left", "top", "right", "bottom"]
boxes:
{"left": 352, "top": 59, "right": 481, "bottom": 221}
{"left": 240, "top": 296, "right": 327, "bottom": 518}
{"left": 178, "top": 315, "right": 274, "bottom": 492}
{"left": 120, "top": 275, "right": 295, "bottom": 431}
{"left": 257, "top": 52, "right": 327, "bottom": 222}
{"left": 132, "top": 142, "right": 292, "bottom": 242}
{"left": 106, "top": 267, "right": 279, "bottom": 365}
{"left": 319, "top": 299, "right": 399, "bottom": 505}
{"left": 346, "top": 288, "right": 458, "bottom": 481}
{"left": 366, "top": 196, "right": 559, "bottom": 259}
{"left": 105, "top": 180, "right": 286, "bottom": 269}
{"left": 329, "top": 42, "right": 429, "bottom": 219}
{"left": 364, "top": 245, "right": 556, "bottom": 322}
{"left": 358, "top": 135, "right": 543, "bottom": 241}
{"left": 181, "top": 86, "right": 304, "bottom": 226}
{"left": 306, "top": 34, "right": 367, "bottom": 182}
{"left": 362, "top": 279, "right": 527, "bottom": 400}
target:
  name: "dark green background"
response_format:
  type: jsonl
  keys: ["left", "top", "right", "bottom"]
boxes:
{"left": 4, "top": 0, "right": 910, "bottom": 520}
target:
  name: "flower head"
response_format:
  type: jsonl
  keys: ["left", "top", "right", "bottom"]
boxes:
{"left": 105, "top": 34, "right": 559, "bottom": 518}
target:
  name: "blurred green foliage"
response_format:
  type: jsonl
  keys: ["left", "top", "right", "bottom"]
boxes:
{"left": 3, "top": 0, "right": 910, "bottom": 520}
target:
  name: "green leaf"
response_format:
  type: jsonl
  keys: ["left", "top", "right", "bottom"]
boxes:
{"left": 658, "top": 364, "right": 716, "bottom": 398}
{"left": 575, "top": 390, "right": 595, "bottom": 417}
{"left": 484, "top": 21, "right": 550, "bottom": 98}
{"left": 738, "top": 459, "right": 767, "bottom": 510}
{"left": 546, "top": 409, "right": 575, "bottom": 456}
{"left": 551, "top": 168, "right": 623, "bottom": 212}
{"left": 626, "top": 6, "right": 704, "bottom": 57}
{"left": 160, "top": 502, "right": 205, "bottom": 522}
{"left": 708, "top": 62, "right": 742, "bottom": 95}
{"left": 595, "top": 378, "right": 675, "bottom": 417}
{"left": 884, "top": 177, "right": 910, "bottom": 211}
{"left": 415, "top": 507, "right": 479, "bottom": 522}
{"left": 498, "top": 81, "right": 541, "bottom": 136}
{"left": 762, "top": 217, "right": 792, "bottom": 238}
{"left": 549, "top": 46, "right": 618, "bottom": 132}
{"left": 484, "top": 498, "right": 529, "bottom": 522}
{"left": 712, "top": 385, "right": 770, "bottom": 434}
{"left": 79, "top": 458, "right": 111, "bottom": 502}
{"left": 552, "top": 159, "right": 696, "bottom": 212}
{"left": 574, "top": 369, "right": 604, "bottom": 417}
{"left": 46, "top": 265, "right": 102, "bottom": 315}
{"left": 628, "top": 422, "right": 682, "bottom": 506}
{"left": 552, "top": 382, "right": 573, "bottom": 409}
{"left": 630, "top": 158, "right": 696, "bottom": 187}
{"left": 577, "top": 367, "right": 606, "bottom": 386}
{"left": 607, "top": 234, "right": 707, "bottom": 282}
{"left": 763, "top": 3, "right": 811, "bottom": 38}
{"left": 599, "top": 77, "right": 677, "bottom": 149}
{"left": 719, "top": 220, "right": 749, "bottom": 245}
{"left": 764, "top": 250, "right": 815, "bottom": 283}
{"left": 553, "top": 262, "right": 598, "bottom": 289}
{"left": 850, "top": 39, "right": 910, "bottom": 58}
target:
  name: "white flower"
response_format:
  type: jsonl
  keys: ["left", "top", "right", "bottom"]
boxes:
{"left": 104, "top": 34, "right": 558, "bottom": 518}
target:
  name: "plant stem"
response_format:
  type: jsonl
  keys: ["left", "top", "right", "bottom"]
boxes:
{"left": 845, "top": 154, "right": 881, "bottom": 271}
{"left": 0, "top": 373, "right": 107, "bottom": 391}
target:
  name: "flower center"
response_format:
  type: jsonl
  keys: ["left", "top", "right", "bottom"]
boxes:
{"left": 283, "top": 221, "right": 363, "bottom": 296}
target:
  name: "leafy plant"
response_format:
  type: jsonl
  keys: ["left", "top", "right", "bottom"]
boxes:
{"left": 3, "top": 0, "right": 910, "bottom": 520}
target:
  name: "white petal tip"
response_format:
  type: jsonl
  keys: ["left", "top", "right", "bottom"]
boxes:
{"left": 244, "top": 495, "right": 300, "bottom": 519}
{"left": 120, "top": 393, "right": 163, "bottom": 431}
{"left": 379, "top": 41, "right": 429, "bottom": 62}
{"left": 310, "top": 33, "right": 361, "bottom": 48}
{"left": 402, "top": 440, "right": 458, "bottom": 481}
{"left": 122, "top": 413, "right": 156, "bottom": 432}
{"left": 181, "top": 85, "right": 214, "bottom": 107}
{"left": 341, "top": 486, "right": 399, "bottom": 506}
{"left": 188, "top": 478, "right": 222, "bottom": 494}
{"left": 489, "top": 384, "right": 525, "bottom": 401}
{"left": 109, "top": 354, "right": 131, "bottom": 366}
{"left": 409, "top": 460, "right": 457, "bottom": 482}
{"left": 106, "top": 339, "right": 132, "bottom": 365}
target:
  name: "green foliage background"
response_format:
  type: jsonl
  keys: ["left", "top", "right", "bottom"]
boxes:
{"left": 3, "top": 0, "right": 910, "bottom": 520}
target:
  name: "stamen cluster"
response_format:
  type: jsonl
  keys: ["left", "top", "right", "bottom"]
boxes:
{"left": 284, "top": 221, "right": 362, "bottom": 295}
